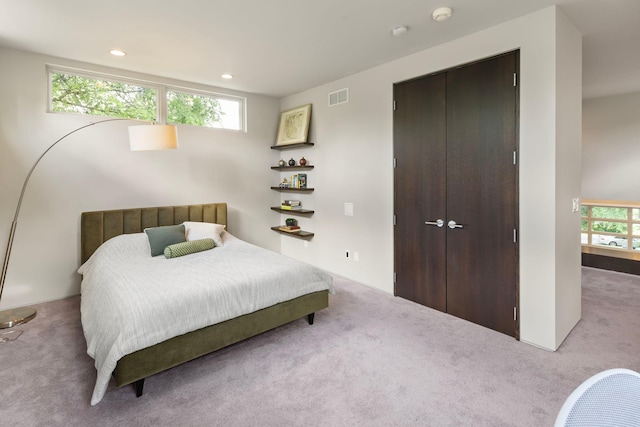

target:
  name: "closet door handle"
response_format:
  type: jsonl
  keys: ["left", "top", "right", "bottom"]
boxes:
{"left": 448, "top": 220, "right": 463, "bottom": 229}
{"left": 425, "top": 219, "right": 444, "bottom": 227}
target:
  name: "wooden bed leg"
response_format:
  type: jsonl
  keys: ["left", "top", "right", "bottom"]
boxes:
{"left": 307, "top": 313, "right": 315, "bottom": 325}
{"left": 134, "top": 379, "right": 145, "bottom": 397}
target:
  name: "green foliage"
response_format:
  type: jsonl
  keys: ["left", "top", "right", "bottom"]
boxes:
{"left": 50, "top": 73, "right": 224, "bottom": 127}
{"left": 591, "top": 207, "right": 627, "bottom": 220}
{"left": 592, "top": 221, "right": 627, "bottom": 234}
{"left": 167, "top": 91, "right": 223, "bottom": 126}
{"left": 51, "top": 73, "right": 157, "bottom": 120}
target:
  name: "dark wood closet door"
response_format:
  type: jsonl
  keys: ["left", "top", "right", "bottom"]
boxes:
{"left": 445, "top": 53, "right": 518, "bottom": 337}
{"left": 393, "top": 73, "right": 447, "bottom": 312}
{"left": 393, "top": 52, "right": 519, "bottom": 337}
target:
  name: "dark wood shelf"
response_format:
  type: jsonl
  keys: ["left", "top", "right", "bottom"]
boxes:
{"left": 270, "top": 143, "right": 315, "bottom": 237}
{"left": 271, "top": 226, "right": 314, "bottom": 239}
{"left": 270, "top": 207, "right": 315, "bottom": 215}
{"left": 271, "top": 142, "right": 314, "bottom": 150}
{"left": 271, "top": 165, "right": 314, "bottom": 171}
{"left": 270, "top": 187, "right": 314, "bottom": 192}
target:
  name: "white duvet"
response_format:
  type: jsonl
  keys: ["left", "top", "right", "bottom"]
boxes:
{"left": 78, "top": 232, "right": 334, "bottom": 405}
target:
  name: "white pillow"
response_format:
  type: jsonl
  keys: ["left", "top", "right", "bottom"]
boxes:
{"left": 183, "top": 221, "right": 225, "bottom": 247}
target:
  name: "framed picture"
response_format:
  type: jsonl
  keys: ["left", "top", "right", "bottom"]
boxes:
{"left": 276, "top": 104, "right": 312, "bottom": 146}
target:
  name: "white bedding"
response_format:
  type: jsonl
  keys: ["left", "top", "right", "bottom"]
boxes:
{"left": 78, "top": 231, "right": 334, "bottom": 405}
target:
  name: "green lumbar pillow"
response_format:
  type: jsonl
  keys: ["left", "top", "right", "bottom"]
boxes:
{"left": 144, "top": 224, "right": 186, "bottom": 256}
{"left": 164, "top": 238, "right": 216, "bottom": 258}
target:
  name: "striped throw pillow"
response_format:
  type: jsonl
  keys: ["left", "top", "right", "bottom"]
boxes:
{"left": 164, "top": 238, "right": 216, "bottom": 258}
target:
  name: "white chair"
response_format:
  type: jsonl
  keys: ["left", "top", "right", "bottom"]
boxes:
{"left": 555, "top": 368, "right": 640, "bottom": 426}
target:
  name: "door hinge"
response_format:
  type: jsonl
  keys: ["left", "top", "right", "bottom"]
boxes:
{"left": 393, "top": 100, "right": 397, "bottom": 111}
{"left": 513, "top": 73, "right": 517, "bottom": 87}
{"left": 513, "top": 151, "right": 517, "bottom": 165}
{"left": 393, "top": 214, "right": 397, "bottom": 226}
{"left": 393, "top": 272, "right": 397, "bottom": 283}
{"left": 514, "top": 307, "right": 517, "bottom": 321}
{"left": 513, "top": 229, "right": 517, "bottom": 243}
{"left": 393, "top": 157, "right": 397, "bottom": 168}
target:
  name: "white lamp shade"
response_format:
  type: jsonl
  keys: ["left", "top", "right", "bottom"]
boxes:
{"left": 128, "top": 124, "right": 178, "bottom": 151}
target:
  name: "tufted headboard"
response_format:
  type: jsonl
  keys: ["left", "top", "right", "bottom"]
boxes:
{"left": 80, "top": 203, "right": 227, "bottom": 264}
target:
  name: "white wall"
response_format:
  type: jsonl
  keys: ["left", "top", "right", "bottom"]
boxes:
{"left": 554, "top": 10, "right": 583, "bottom": 349}
{"left": 278, "top": 6, "right": 582, "bottom": 350}
{"left": 582, "top": 91, "right": 640, "bottom": 201}
{"left": 0, "top": 46, "right": 281, "bottom": 309}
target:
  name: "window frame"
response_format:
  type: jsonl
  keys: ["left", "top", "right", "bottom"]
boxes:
{"left": 165, "top": 85, "right": 246, "bottom": 130}
{"left": 47, "top": 65, "right": 161, "bottom": 121}
{"left": 581, "top": 199, "right": 640, "bottom": 259}
{"left": 46, "top": 65, "right": 246, "bottom": 131}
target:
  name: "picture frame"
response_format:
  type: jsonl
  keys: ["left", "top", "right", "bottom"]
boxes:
{"left": 276, "top": 104, "right": 312, "bottom": 146}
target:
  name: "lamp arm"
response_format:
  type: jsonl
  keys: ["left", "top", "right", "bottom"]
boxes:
{"left": 0, "top": 117, "right": 146, "bottom": 303}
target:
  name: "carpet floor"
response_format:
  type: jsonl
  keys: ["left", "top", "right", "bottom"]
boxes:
{"left": 0, "top": 267, "right": 639, "bottom": 426}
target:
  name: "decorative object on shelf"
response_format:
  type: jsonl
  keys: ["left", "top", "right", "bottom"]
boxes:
{"left": 275, "top": 104, "right": 312, "bottom": 146}
{"left": 285, "top": 173, "right": 307, "bottom": 189}
{"left": 0, "top": 118, "right": 178, "bottom": 330}
{"left": 278, "top": 159, "right": 286, "bottom": 167}
{"left": 279, "top": 178, "right": 289, "bottom": 188}
{"left": 298, "top": 173, "right": 307, "bottom": 188}
{"left": 285, "top": 218, "right": 298, "bottom": 227}
{"left": 288, "top": 158, "right": 296, "bottom": 166}
{"left": 299, "top": 157, "right": 307, "bottom": 166}
{"left": 278, "top": 225, "right": 301, "bottom": 233}
{"left": 281, "top": 200, "right": 302, "bottom": 210}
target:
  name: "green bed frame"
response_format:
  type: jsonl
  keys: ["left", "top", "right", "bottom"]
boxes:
{"left": 80, "top": 203, "right": 329, "bottom": 397}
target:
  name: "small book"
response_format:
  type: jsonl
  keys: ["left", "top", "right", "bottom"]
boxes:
{"left": 279, "top": 225, "right": 301, "bottom": 233}
{"left": 283, "top": 200, "right": 301, "bottom": 206}
{"left": 280, "top": 205, "right": 302, "bottom": 210}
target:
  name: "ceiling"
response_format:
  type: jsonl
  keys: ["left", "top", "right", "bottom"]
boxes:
{"left": 0, "top": 0, "right": 638, "bottom": 99}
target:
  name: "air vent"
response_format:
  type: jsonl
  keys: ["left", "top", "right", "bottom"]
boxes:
{"left": 328, "top": 88, "right": 349, "bottom": 107}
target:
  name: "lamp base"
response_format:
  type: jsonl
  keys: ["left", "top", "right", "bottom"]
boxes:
{"left": 0, "top": 307, "right": 37, "bottom": 329}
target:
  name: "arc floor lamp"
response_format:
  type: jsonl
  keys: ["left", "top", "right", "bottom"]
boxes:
{"left": 0, "top": 118, "right": 178, "bottom": 330}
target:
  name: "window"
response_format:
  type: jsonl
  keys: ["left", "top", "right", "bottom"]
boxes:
{"left": 48, "top": 67, "right": 245, "bottom": 131}
{"left": 581, "top": 200, "right": 640, "bottom": 257}
{"left": 49, "top": 70, "right": 157, "bottom": 120}
{"left": 167, "top": 89, "right": 243, "bottom": 130}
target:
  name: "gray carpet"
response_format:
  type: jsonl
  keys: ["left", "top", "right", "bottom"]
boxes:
{"left": 1, "top": 267, "right": 639, "bottom": 426}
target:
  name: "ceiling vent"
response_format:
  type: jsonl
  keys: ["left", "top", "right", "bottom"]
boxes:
{"left": 328, "top": 88, "right": 349, "bottom": 107}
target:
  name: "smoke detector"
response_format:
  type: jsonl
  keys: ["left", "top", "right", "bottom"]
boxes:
{"left": 432, "top": 7, "right": 452, "bottom": 21}
{"left": 392, "top": 26, "right": 409, "bottom": 37}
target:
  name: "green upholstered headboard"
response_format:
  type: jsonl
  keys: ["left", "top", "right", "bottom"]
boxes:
{"left": 80, "top": 203, "right": 227, "bottom": 264}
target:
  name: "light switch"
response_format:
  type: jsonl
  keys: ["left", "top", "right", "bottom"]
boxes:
{"left": 344, "top": 202, "right": 354, "bottom": 216}
{"left": 572, "top": 197, "right": 580, "bottom": 213}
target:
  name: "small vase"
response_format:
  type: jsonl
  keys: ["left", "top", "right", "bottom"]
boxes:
{"left": 299, "top": 157, "right": 307, "bottom": 166}
{"left": 278, "top": 159, "right": 286, "bottom": 167}
{"left": 288, "top": 158, "right": 296, "bottom": 166}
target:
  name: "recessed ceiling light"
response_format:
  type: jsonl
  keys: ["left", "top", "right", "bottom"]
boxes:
{"left": 221, "top": 74, "right": 233, "bottom": 79}
{"left": 109, "top": 49, "right": 126, "bottom": 57}
{"left": 392, "top": 26, "right": 409, "bottom": 37}
{"left": 432, "top": 6, "right": 452, "bottom": 22}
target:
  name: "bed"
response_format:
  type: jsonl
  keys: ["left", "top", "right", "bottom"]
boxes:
{"left": 78, "top": 202, "right": 333, "bottom": 405}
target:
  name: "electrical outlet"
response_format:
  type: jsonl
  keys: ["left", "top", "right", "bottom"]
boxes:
{"left": 353, "top": 252, "right": 359, "bottom": 261}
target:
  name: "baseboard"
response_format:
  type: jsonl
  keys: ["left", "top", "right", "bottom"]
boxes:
{"left": 582, "top": 253, "right": 640, "bottom": 276}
